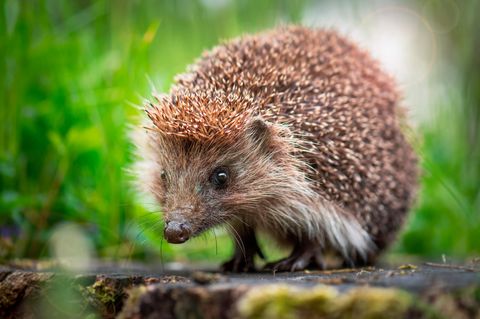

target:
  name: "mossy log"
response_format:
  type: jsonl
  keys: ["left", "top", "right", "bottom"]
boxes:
{"left": 0, "top": 261, "right": 479, "bottom": 319}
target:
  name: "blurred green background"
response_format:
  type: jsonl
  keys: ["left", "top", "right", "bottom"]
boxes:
{"left": 0, "top": 0, "right": 479, "bottom": 264}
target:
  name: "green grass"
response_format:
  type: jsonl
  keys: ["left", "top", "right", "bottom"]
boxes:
{"left": 0, "top": 0, "right": 479, "bottom": 263}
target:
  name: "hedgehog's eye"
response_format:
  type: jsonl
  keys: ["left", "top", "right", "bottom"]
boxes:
{"left": 160, "top": 170, "right": 167, "bottom": 182}
{"left": 210, "top": 167, "right": 229, "bottom": 189}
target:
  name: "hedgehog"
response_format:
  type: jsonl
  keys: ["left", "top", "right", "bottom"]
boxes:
{"left": 134, "top": 26, "right": 418, "bottom": 272}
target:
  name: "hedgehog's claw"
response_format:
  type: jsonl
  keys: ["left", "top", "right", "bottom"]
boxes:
{"left": 221, "top": 228, "right": 264, "bottom": 273}
{"left": 264, "top": 243, "right": 325, "bottom": 272}
{"left": 221, "top": 250, "right": 257, "bottom": 273}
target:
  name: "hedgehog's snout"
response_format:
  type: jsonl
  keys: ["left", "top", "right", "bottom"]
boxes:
{"left": 164, "top": 220, "right": 192, "bottom": 244}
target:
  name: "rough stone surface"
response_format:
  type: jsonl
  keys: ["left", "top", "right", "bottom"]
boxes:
{"left": 0, "top": 260, "right": 479, "bottom": 318}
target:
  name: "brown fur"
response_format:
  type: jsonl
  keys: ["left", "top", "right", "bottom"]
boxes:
{"left": 137, "top": 26, "right": 418, "bottom": 267}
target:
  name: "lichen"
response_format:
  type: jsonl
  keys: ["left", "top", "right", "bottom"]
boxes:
{"left": 238, "top": 284, "right": 412, "bottom": 319}
{"left": 398, "top": 264, "right": 418, "bottom": 270}
{"left": 0, "top": 271, "right": 53, "bottom": 313}
{"left": 191, "top": 271, "right": 225, "bottom": 285}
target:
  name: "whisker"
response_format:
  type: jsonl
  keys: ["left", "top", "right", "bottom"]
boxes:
{"left": 213, "top": 228, "right": 218, "bottom": 255}
{"left": 224, "top": 220, "right": 246, "bottom": 261}
{"left": 230, "top": 215, "right": 250, "bottom": 227}
{"left": 202, "top": 232, "right": 208, "bottom": 245}
{"left": 134, "top": 218, "right": 164, "bottom": 247}
{"left": 160, "top": 236, "right": 165, "bottom": 272}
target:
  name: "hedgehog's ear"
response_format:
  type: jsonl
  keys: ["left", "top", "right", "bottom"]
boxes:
{"left": 247, "top": 118, "right": 273, "bottom": 151}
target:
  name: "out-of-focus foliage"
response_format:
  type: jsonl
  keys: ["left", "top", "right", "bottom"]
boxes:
{"left": 0, "top": 0, "right": 478, "bottom": 263}
{"left": 394, "top": 0, "right": 480, "bottom": 256}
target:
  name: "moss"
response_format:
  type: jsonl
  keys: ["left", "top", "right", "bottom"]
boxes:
{"left": 81, "top": 276, "right": 124, "bottom": 318}
{"left": 238, "top": 284, "right": 413, "bottom": 319}
{"left": 334, "top": 287, "right": 412, "bottom": 319}
{"left": 85, "top": 279, "right": 116, "bottom": 305}
{"left": 238, "top": 285, "right": 335, "bottom": 319}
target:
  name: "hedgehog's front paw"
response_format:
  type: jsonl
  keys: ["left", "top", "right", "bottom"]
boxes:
{"left": 264, "top": 243, "right": 325, "bottom": 272}
{"left": 221, "top": 227, "right": 265, "bottom": 272}
{"left": 221, "top": 246, "right": 265, "bottom": 272}
{"left": 221, "top": 251, "right": 256, "bottom": 273}
{"left": 221, "top": 241, "right": 265, "bottom": 273}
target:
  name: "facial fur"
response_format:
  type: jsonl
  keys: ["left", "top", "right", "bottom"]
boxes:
{"left": 138, "top": 118, "right": 307, "bottom": 243}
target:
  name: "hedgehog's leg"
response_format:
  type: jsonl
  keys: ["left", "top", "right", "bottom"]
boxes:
{"left": 264, "top": 242, "right": 324, "bottom": 272}
{"left": 221, "top": 225, "right": 265, "bottom": 273}
{"left": 341, "top": 249, "right": 377, "bottom": 268}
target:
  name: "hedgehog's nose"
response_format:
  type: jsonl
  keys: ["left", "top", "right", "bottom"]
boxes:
{"left": 164, "top": 221, "right": 192, "bottom": 244}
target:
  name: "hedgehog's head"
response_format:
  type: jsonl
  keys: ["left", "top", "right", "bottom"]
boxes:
{"left": 137, "top": 92, "right": 305, "bottom": 244}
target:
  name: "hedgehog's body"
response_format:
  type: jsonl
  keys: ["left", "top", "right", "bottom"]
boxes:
{"left": 137, "top": 26, "right": 418, "bottom": 272}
